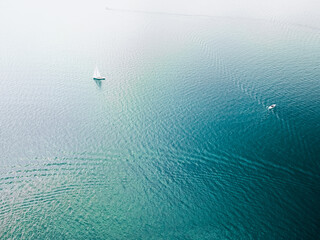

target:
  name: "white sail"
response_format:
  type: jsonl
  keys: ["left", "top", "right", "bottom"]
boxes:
{"left": 93, "top": 67, "right": 101, "bottom": 78}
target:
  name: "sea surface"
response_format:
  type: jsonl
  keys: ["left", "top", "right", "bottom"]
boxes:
{"left": 0, "top": 3, "right": 320, "bottom": 239}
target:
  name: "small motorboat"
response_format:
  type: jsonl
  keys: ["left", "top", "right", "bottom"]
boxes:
{"left": 268, "top": 104, "right": 276, "bottom": 110}
{"left": 93, "top": 66, "right": 106, "bottom": 80}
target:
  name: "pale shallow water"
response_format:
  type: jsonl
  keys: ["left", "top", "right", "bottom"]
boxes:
{"left": 0, "top": 4, "right": 320, "bottom": 239}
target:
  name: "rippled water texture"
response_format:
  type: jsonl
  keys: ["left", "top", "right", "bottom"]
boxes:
{"left": 0, "top": 4, "right": 320, "bottom": 239}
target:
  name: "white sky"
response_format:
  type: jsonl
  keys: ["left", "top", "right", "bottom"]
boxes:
{"left": 1, "top": 0, "right": 319, "bottom": 27}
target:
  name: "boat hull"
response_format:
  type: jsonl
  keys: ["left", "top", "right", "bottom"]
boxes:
{"left": 268, "top": 104, "right": 276, "bottom": 110}
{"left": 93, "top": 77, "right": 106, "bottom": 80}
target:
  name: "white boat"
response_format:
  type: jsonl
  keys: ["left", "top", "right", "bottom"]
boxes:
{"left": 268, "top": 104, "right": 276, "bottom": 110}
{"left": 93, "top": 67, "right": 105, "bottom": 80}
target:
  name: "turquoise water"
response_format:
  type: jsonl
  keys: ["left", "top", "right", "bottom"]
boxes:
{"left": 0, "top": 5, "right": 320, "bottom": 239}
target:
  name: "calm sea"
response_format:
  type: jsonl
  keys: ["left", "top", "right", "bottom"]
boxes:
{"left": 0, "top": 3, "right": 319, "bottom": 239}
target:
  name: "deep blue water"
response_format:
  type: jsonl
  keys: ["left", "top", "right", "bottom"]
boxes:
{"left": 0, "top": 5, "right": 320, "bottom": 239}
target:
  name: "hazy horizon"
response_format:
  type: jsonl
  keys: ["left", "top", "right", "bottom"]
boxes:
{"left": 1, "top": 0, "right": 320, "bottom": 28}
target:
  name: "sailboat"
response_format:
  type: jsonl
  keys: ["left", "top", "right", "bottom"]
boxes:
{"left": 93, "top": 67, "right": 105, "bottom": 80}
